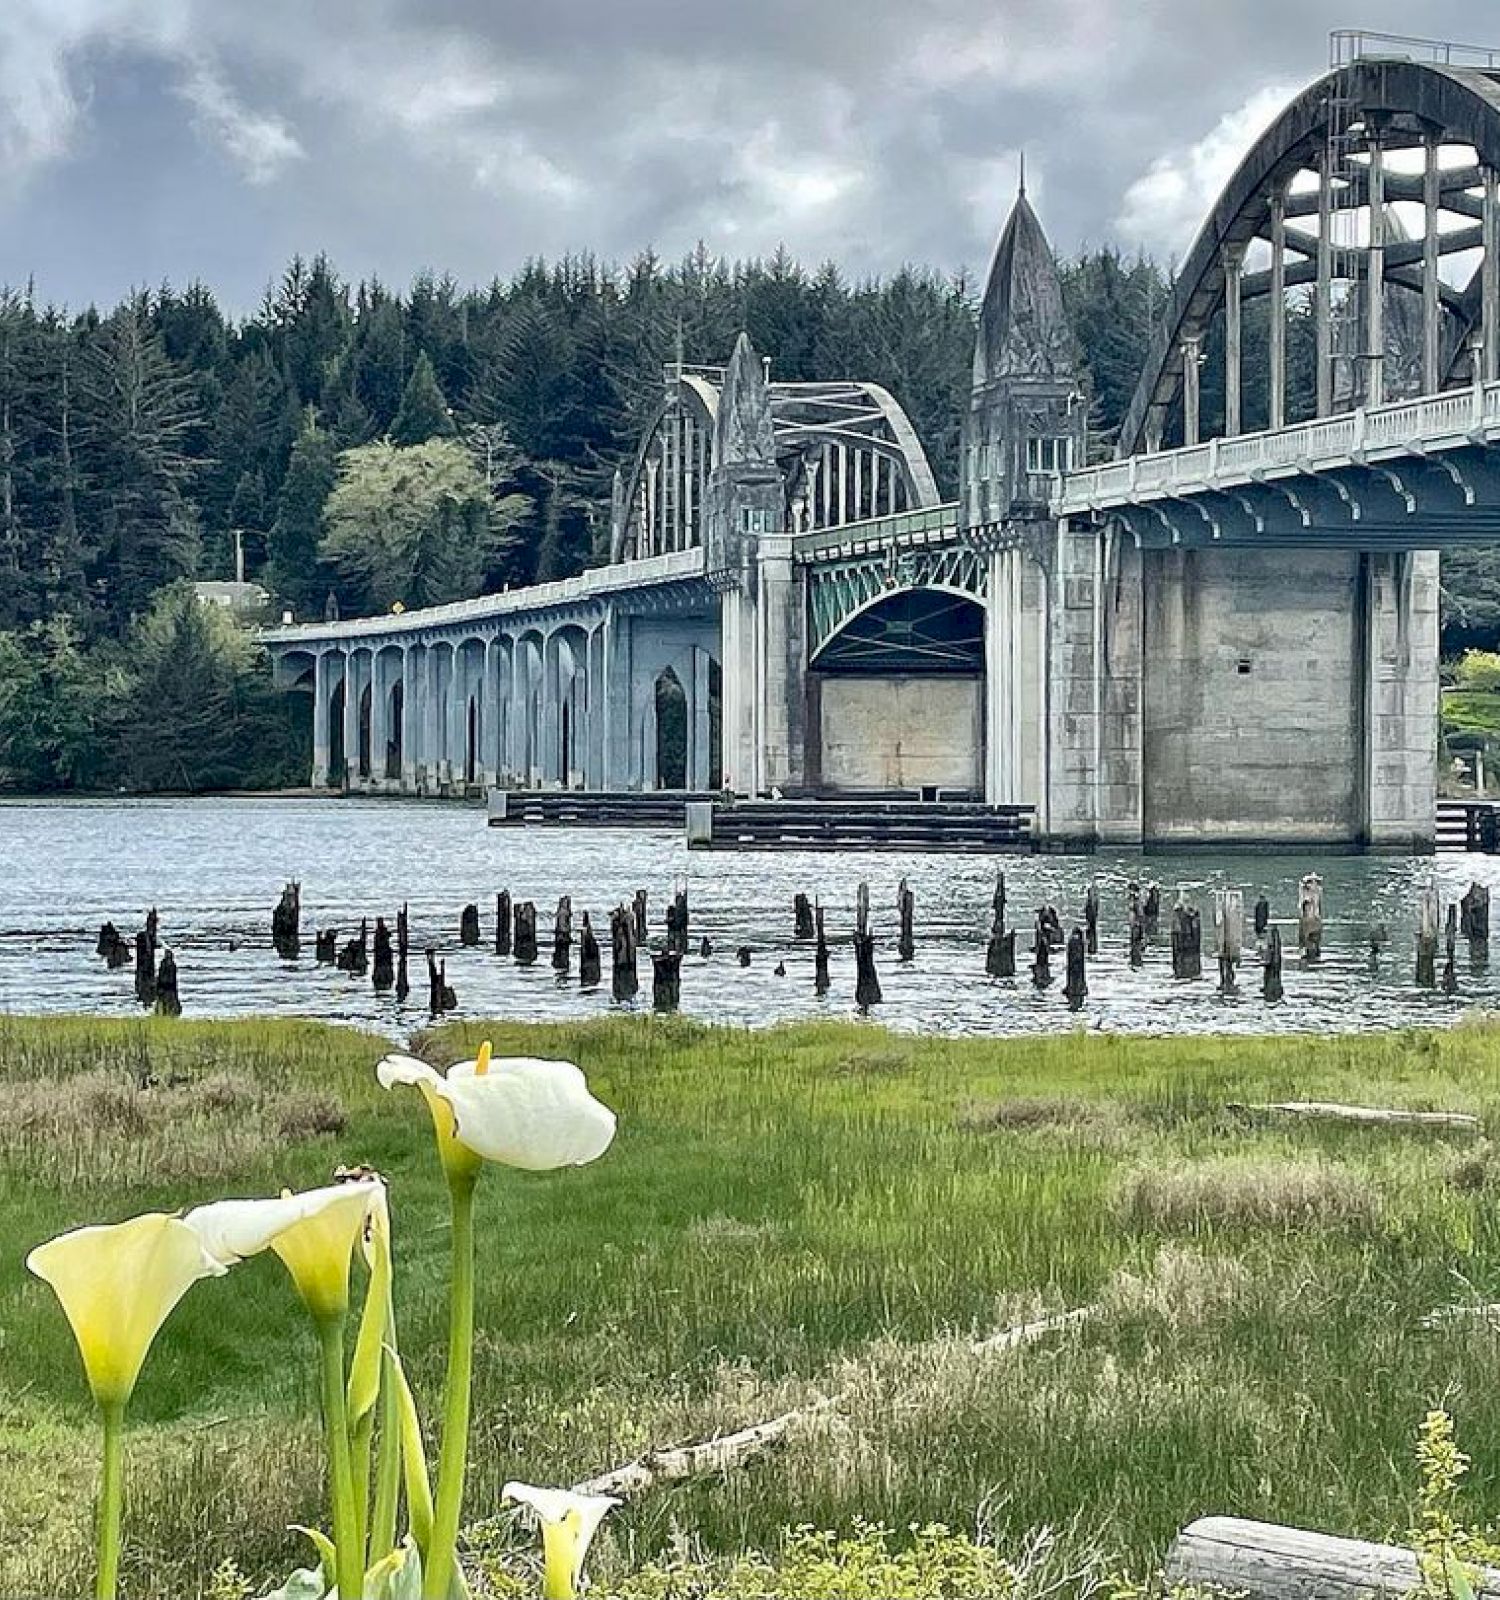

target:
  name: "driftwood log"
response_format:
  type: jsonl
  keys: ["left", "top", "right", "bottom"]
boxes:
{"left": 579, "top": 913, "right": 601, "bottom": 987}
{"left": 494, "top": 891, "right": 512, "bottom": 956}
{"left": 611, "top": 905, "right": 638, "bottom": 1001}
{"left": 1165, "top": 1516, "right": 1500, "bottom": 1600}
{"left": 1231, "top": 1100, "right": 1480, "bottom": 1131}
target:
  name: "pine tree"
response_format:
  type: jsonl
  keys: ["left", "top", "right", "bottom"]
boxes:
{"left": 268, "top": 410, "right": 337, "bottom": 617}
{"left": 390, "top": 351, "right": 455, "bottom": 446}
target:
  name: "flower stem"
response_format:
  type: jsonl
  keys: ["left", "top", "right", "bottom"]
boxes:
{"left": 317, "top": 1315, "right": 362, "bottom": 1600}
{"left": 95, "top": 1401, "right": 125, "bottom": 1600}
{"left": 424, "top": 1171, "right": 477, "bottom": 1600}
{"left": 369, "top": 1287, "right": 402, "bottom": 1566}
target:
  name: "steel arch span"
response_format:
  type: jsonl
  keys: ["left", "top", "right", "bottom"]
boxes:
{"left": 612, "top": 364, "right": 942, "bottom": 561}
{"left": 1120, "top": 53, "right": 1500, "bottom": 456}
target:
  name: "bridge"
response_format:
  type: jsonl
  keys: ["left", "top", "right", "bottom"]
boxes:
{"left": 265, "top": 34, "right": 1500, "bottom": 851}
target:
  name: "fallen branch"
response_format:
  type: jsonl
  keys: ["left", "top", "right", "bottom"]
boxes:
{"left": 570, "top": 1304, "right": 1096, "bottom": 1500}
{"left": 1229, "top": 1100, "right": 1480, "bottom": 1131}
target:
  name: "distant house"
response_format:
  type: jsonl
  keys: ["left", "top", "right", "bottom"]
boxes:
{"left": 193, "top": 580, "right": 270, "bottom": 616}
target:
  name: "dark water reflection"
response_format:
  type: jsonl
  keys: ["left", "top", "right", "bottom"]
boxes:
{"left": 2, "top": 797, "right": 1497, "bottom": 1040}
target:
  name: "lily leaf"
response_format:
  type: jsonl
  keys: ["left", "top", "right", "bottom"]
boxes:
{"left": 348, "top": 1202, "right": 392, "bottom": 1429}
{"left": 384, "top": 1341, "right": 435, "bottom": 1555}
{"left": 364, "top": 1538, "right": 423, "bottom": 1600}
{"left": 250, "top": 1566, "right": 328, "bottom": 1600}
{"left": 291, "top": 1524, "right": 339, "bottom": 1581}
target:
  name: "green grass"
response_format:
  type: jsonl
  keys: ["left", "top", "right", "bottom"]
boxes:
{"left": 8, "top": 1015, "right": 1500, "bottom": 1595}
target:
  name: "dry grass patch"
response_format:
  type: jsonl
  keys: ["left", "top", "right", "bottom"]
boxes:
{"left": 1110, "top": 1154, "right": 1381, "bottom": 1232}
{"left": 0, "top": 1068, "right": 347, "bottom": 1188}
{"left": 1105, "top": 1245, "right": 1252, "bottom": 1330}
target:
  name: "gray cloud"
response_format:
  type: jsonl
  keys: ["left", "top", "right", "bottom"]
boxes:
{"left": 1, "top": 0, "right": 1498, "bottom": 312}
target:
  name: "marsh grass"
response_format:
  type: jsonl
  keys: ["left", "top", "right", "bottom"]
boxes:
{"left": 8, "top": 1015, "right": 1500, "bottom": 1594}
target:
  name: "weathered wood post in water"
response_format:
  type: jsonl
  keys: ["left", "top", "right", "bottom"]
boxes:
{"left": 372, "top": 918, "right": 394, "bottom": 992}
{"left": 986, "top": 874, "right": 1013, "bottom": 977}
{"left": 1171, "top": 892, "right": 1202, "bottom": 980}
{"left": 97, "top": 922, "right": 130, "bottom": 968}
{"left": 145, "top": 907, "right": 158, "bottom": 953}
{"left": 1462, "top": 882, "right": 1491, "bottom": 947}
{"left": 1213, "top": 889, "right": 1243, "bottom": 994}
{"left": 315, "top": 928, "right": 337, "bottom": 964}
{"left": 814, "top": 903, "right": 830, "bottom": 994}
{"left": 272, "top": 882, "right": 301, "bottom": 959}
{"left": 699, "top": 936, "right": 712, "bottom": 958}
{"left": 854, "top": 882, "right": 882, "bottom": 1009}
{"left": 737, "top": 945, "right": 752, "bottom": 967}
{"left": 1253, "top": 895, "right": 1270, "bottom": 937}
{"left": 652, "top": 948, "right": 681, "bottom": 1011}
{"left": 134, "top": 930, "right": 156, "bottom": 1006}
{"left": 632, "top": 890, "right": 648, "bottom": 943}
{"left": 513, "top": 901, "right": 538, "bottom": 966}
{"left": 1127, "top": 883, "right": 1146, "bottom": 969}
{"left": 794, "top": 894, "right": 815, "bottom": 940}
{"left": 610, "top": 905, "right": 638, "bottom": 1001}
{"left": 1143, "top": 883, "right": 1161, "bottom": 934}
{"left": 1031, "top": 914, "right": 1052, "bottom": 989}
{"left": 337, "top": 919, "right": 368, "bottom": 976}
{"left": 579, "top": 912, "right": 601, "bottom": 987}
{"left": 154, "top": 949, "right": 181, "bottom": 1016}
{"left": 1298, "top": 873, "right": 1323, "bottom": 962}
{"left": 1444, "top": 904, "right": 1460, "bottom": 995}
{"left": 459, "top": 904, "right": 481, "bottom": 947}
{"left": 1064, "top": 927, "right": 1087, "bottom": 1010}
{"left": 671, "top": 886, "right": 690, "bottom": 955}
{"left": 426, "top": 949, "right": 456, "bottom": 1015}
{"left": 1084, "top": 883, "right": 1099, "bottom": 957}
{"left": 1416, "top": 888, "right": 1439, "bottom": 989}
{"left": 396, "top": 904, "right": 410, "bottom": 1002}
{"left": 897, "top": 878, "right": 915, "bottom": 962}
{"left": 494, "top": 891, "right": 512, "bottom": 956}
{"left": 1039, "top": 905, "right": 1064, "bottom": 949}
{"left": 552, "top": 896, "right": 573, "bottom": 972}
{"left": 1263, "top": 926, "right": 1284, "bottom": 1001}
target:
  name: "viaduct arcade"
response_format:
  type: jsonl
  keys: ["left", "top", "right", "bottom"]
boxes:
{"left": 267, "top": 38, "right": 1500, "bottom": 850}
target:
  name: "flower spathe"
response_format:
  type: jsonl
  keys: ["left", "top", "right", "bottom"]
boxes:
{"left": 26, "top": 1212, "right": 226, "bottom": 1408}
{"left": 183, "top": 1177, "right": 384, "bottom": 1321}
{"left": 502, "top": 1482, "right": 620, "bottom": 1600}
{"left": 376, "top": 1050, "right": 616, "bottom": 1172}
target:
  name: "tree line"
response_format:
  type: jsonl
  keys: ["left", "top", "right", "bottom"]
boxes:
{"left": 0, "top": 242, "right": 1489, "bottom": 791}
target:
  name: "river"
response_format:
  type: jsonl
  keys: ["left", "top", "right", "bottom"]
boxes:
{"left": 1, "top": 796, "right": 1497, "bottom": 1038}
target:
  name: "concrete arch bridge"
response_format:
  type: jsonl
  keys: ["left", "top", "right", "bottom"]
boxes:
{"left": 267, "top": 35, "right": 1500, "bottom": 850}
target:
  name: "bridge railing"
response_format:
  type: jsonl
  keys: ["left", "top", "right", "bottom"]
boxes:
{"left": 790, "top": 501, "right": 959, "bottom": 561}
{"left": 1058, "top": 380, "right": 1500, "bottom": 515}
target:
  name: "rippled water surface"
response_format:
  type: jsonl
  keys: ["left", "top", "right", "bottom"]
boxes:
{"left": 2, "top": 796, "right": 1499, "bottom": 1039}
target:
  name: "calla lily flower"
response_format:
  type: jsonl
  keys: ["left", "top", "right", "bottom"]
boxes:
{"left": 183, "top": 1177, "right": 383, "bottom": 1321}
{"left": 376, "top": 1048, "right": 616, "bottom": 1173}
{"left": 502, "top": 1482, "right": 620, "bottom": 1600}
{"left": 27, "top": 1211, "right": 226, "bottom": 1408}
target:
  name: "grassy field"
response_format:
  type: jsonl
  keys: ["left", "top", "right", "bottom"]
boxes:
{"left": 7, "top": 1014, "right": 1500, "bottom": 1595}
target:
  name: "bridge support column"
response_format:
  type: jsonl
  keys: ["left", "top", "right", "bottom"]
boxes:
{"left": 1361, "top": 550, "right": 1438, "bottom": 851}
{"left": 1040, "top": 519, "right": 1104, "bottom": 845}
{"left": 585, "top": 627, "right": 606, "bottom": 789}
{"left": 421, "top": 646, "right": 443, "bottom": 796}
{"left": 341, "top": 649, "right": 360, "bottom": 790}
{"left": 400, "top": 645, "right": 418, "bottom": 792}
{"left": 758, "top": 535, "right": 807, "bottom": 793}
{"left": 370, "top": 650, "right": 392, "bottom": 789}
{"left": 984, "top": 545, "right": 1045, "bottom": 808}
{"left": 601, "top": 610, "right": 632, "bottom": 789}
{"left": 690, "top": 644, "right": 713, "bottom": 790}
{"left": 444, "top": 649, "right": 466, "bottom": 792}
{"left": 480, "top": 640, "right": 498, "bottom": 789}
{"left": 311, "top": 649, "right": 335, "bottom": 789}
{"left": 1097, "top": 531, "right": 1143, "bottom": 845}
{"left": 540, "top": 634, "right": 563, "bottom": 787}
{"left": 720, "top": 584, "right": 758, "bottom": 794}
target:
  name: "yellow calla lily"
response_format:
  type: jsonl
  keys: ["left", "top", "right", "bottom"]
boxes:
{"left": 502, "top": 1482, "right": 620, "bottom": 1600}
{"left": 27, "top": 1211, "right": 225, "bottom": 1409}
{"left": 183, "top": 1177, "right": 383, "bottom": 1322}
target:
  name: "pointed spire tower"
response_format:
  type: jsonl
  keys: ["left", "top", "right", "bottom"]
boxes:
{"left": 704, "top": 332, "right": 782, "bottom": 580}
{"left": 961, "top": 176, "right": 1082, "bottom": 532}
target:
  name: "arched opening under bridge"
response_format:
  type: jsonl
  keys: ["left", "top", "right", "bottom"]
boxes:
{"left": 810, "top": 587, "right": 986, "bottom": 796}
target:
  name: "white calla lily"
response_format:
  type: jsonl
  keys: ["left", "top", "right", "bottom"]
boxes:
{"left": 377, "top": 1049, "right": 616, "bottom": 1172}
{"left": 502, "top": 1482, "right": 620, "bottom": 1600}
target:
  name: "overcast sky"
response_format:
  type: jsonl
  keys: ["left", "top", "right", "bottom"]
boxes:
{"left": 2, "top": 1, "right": 1499, "bottom": 316}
